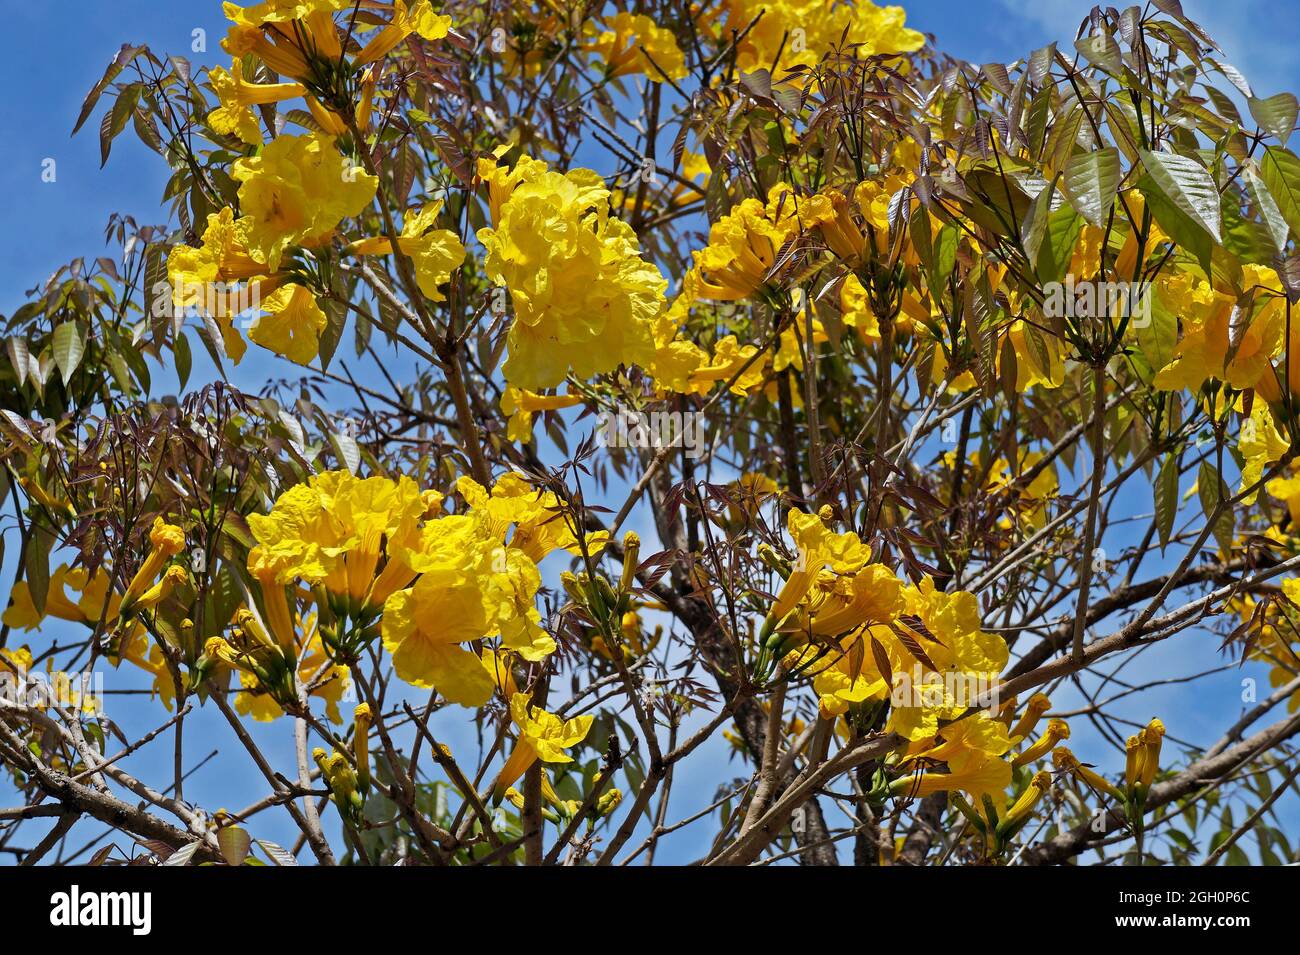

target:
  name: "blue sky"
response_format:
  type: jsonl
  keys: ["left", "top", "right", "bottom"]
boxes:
{"left": 2, "top": 1, "right": 1299, "bottom": 865}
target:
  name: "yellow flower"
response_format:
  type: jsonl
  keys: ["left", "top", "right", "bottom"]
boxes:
{"left": 456, "top": 472, "right": 608, "bottom": 566}
{"left": 1238, "top": 401, "right": 1290, "bottom": 503}
{"left": 352, "top": 702, "right": 372, "bottom": 790}
{"left": 890, "top": 749, "right": 1011, "bottom": 800}
{"left": 493, "top": 693, "right": 594, "bottom": 799}
{"left": 1008, "top": 693, "right": 1052, "bottom": 742}
{"left": 687, "top": 335, "right": 766, "bottom": 395}
{"left": 998, "top": 769, "right": 1052, "bottom": 834}
{"left": 208, "top": 59, "right": 304, "bottom": 144}
{"left": 228, "top": 610, "right": 351, "bottom": 722}
{"left": 1124, "top": 734, "right": 1143, "bottom": 793}
{"left": 347, "top": 202, "right": 466, "bottom": 301}
{"left": 1153, "top": 266, "right": 1285, "bottom": 393}
{"left": 313, "top": 746, "right": 364, "bottom": 824}
{"left": 687, "top": 184, "right": 804, "bottom": 302}
{"left": 249, "top": 283, "right": 326, "bottom": 365}
{"left": 1136, "top": 718, "right": 1165, "bottom": 791}
{"left": 645, "top": 299, "right": 710, "bottom": 394}
{"left": 2, "top": 564, "right": 119, "bottom": 630}
{"left": 883, "top": 579, "right": 1009, "bottom": 740}
{"left": 1006, "top": 321, "right": 1065, "bottom": 391}
{"left": 248, "top": 546, "right": 298, "bottom": 653}
{"left": 480, "top": 648, "right": 520, "bottom": 698}
{"left": 583, "top": 13, "right": 687, "bottom": 81}
{"left": 120, "top": 518, "right": 185, "bottom": 616}
{"left": 380, "top": 507, "right": 550, "bottom": 702}
{"left": 231, "top": 133, "right": 377, "bottom": 271}
{"left": 477, "top": 153, "right": 664, "bottom": 390}
{"left": 167, "top": 206, "right": 288, "bottom": 361}
{"left": 804, "top": 190, "right": 870, "bottom": 267}
{"left": 1053, "top": 746, "right": 1123, "bottom": 801}
{"left": 500, "top": 387, "right": 583, "bottom": 443}
{"left": 244, "top": 472, "right": 426, "bottom": 613}
{"left": 905, "top": 711, "right": 1012, "bottom": 767}
{"left": 718, "top": 0, "right": 924, "bottom": 75}
{"left": 1012, "top": 718, "right": 1069, "bottom": 767}
{"left": 1265, "top": 461, "right": 1300, "bottom": 524}
{"left": 353, "top": 0, "right": 451, "bottom": 66}
{"left": 128, "top": 565, "right": 189, "bottom": 615}
{"left": 222, "top": 1, "right": 349, "bottom": 81}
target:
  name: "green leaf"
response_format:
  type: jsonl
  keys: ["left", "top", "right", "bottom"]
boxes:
{"left": 1249, "top": 92, "right": 1299, "bottom": 147}
{"left": 1140, "top": 149, "right": 1222, "bottom": 241}
{"left": 1062, "top": 148, "right": 1120, "bottom": 228}
{"left": 100, "top": 83, "right": 141, "bottom": 167}
{"left": 24, "top": 523, "right": 53, "bottom": 617}
{"left": 1260, "top": 145, "right": 1300, "bottom": 243}
{"left": 1243, "top": 160, "right": 1292, "bottom": 254}
{"left": 217, "top": 826, "right": 251, "bottom": 866}
{"left": 1074, "top": 34, "right": 1122, "bottom": 75}
{"left": 331, "top": 430, "right": 361, "bottom": 474}
{"left": 72, "top": 44, "right": 143, "bottom": 135}
{"left": 162, "top": 841, "right": 202, "bottom": 867}
{"left": 1196, "top": 460, "right": 1234, "bottom": 552}
{"left": 1138, "top": 172, "right": 1214, "bottom": 274}
{"left": 1155, "top": 455, "right": 1180, "bottom": 550}
{"left": 316, "top": 296, "right": 348, "bottom": 373}
{"left": 52, "top": 322, "right": 86, "bottom": 386}
{"left": 1035, "top": 205, "right": 1083, "bottom": 285}
{"left": 174, "top": 331, "right": 192, "bottom": 392}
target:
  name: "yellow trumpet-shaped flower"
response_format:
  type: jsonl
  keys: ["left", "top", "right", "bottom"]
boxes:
{"left": 1124, "top": 734, "right": 1143, "bottom": 793}
{"left": 223, "top": 25, "right": 312, "bottom": 82}
{"left": 1136, "top": 718, "right": 1165, "bottom": 791}
{"left": 998, "top": 770, "right": 1052, "bottom": 834}
{"left": 889, "top": 750, "right": 1012, "bottom": 801}
{"left": 720, "top": 0, "right": 924, "bottom": 75}
{"left": 1008, "top": 693, "right": 1052, "bottom": 742}
{"left": 500, "top": 387, "right": 583, "bottom": 443}
{"left": 313, "top": 746, "right": 364, "bottom": 824}
{"left": 804, "top": 189, "right": 871, "bottom": 267}
{"left": 222, "top": 1, "right": 348, "bottom": 79}
{"left": 208, "top": 58, "right": 304, "bottom": 144}
{"left": 685, "top": 334, "right": 766, "bottom": 396}
{"left": 686, "top": 184, "right": 804, "bottom": 303}
{"left": 127, "top": 565, "right": 189, "bottom": 616}
{"left": 766, "top": 507, "right": 873, "bottom": 626}
{"left": 248, "top": 282, "right": 326, "bottom": 366}
{"left": 583, "top": 12, "right": 686, "bottom": 81}
{"left": 248, "top": 470, "right": 427, "bottom": 611}
{"left": 1012, "top": 718, "right": 1069, "bottom": 768}
{"left": 3, "top": 564, "right": 119, "bottom": 631}
{"left": 1237, "top": 401, "right": 1290, "bottom": 505}
{"left": 1152, "top": 266, "right": 1285, "bottom": 395}
{"left": 120, "top": 518, "right": 185, "bottom": 616}
{"left": 248, "top": 546, "right": 298, "bottom": 654}
{"left": 346, "top": 201, "right": 466, "bottom": 302}
{"left": 477, "top": 153, "right": 664, "bottom": 391}
{"left": 231, "top": 132, "right": 377, "bottom": 271}
{"left": 493, "top": 693, "right": 594, "bottom": 799}
{"left": 354, "top": 0, "right": 451, "bottom": 66}
{"left": 19, "top": 476, "right": 76, "bottom": 521}
{"left": 353, "top": 702, "right": 372, "bottom": 791}
{"left": 1053, "top": 747, "right": 1123, "bottom": 801}
{"left": 456, "top": 472, "right": 608, "bottom": 567}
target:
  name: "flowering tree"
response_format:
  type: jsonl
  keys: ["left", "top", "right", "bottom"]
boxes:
{"left": 2, "top": 0, "right": 1300, "bottom": 868}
